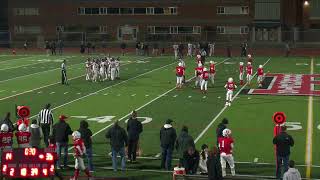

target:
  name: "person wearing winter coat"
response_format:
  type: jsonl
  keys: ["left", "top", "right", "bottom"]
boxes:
{"left": 160, "top": 119, "right": 177, "bottom": 170}
{"left": 199, "top": 144, "right": 209, "bottom": 174}
{"left": 207, "top": 147, "right": 223, "bottom": 180}
{"left": 0, "top": 112, "right": 14, "bottom": 132}
{"left": 283, "top": 160, "right": 301, "bottom": 180}
{"left": 126, "top": 110, "right": 143, "bottom": 163}
{"left": 78, "top": 120, "right": 94, "bottom": 172}
{"left": 182, "top": 146, "right": 200, "bottom": 175}
{"left": 175, "top": 126, "right": 195, "bottom": 163}
{"left": 29, "top": 119, "right": 43, "bottom": 148}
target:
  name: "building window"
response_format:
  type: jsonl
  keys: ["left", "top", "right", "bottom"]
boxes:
{"left": 146, "top": 7, "right": 154, "bottom": 14}
{"left": 217, "top": 6, "right": 225, "bottom": 14}
{"left": 193, "top": 26, "right": 201, "bottom": 34}
{"left": 100, "top": 25, "right": 107, "bottom": 33}
{"left": 14, "top": 8, "right": 39, "bottom": 16}
{"left": 120, "top": 8, "right": 133, "bottom": 14}
{"left": 147, "top": 26, "right": 155, "bottom": 34}
{"left": 170, "top": 26, "right": 178, "bottom": 34}
{"left": 154, "top": 8, "right": 164, "bottom": 14}
{"left": 169, "top": 7, "right": 177, "bottom": 15}
{"left": 91, "top": 8, "right": 99, "bottom": 15}
{"left": 240, "top": 26, "right": 249, "bottom": 34}
{"left": 107, "top": 8, "right": 120, "bottom": 14}
{"left": 100, "top": 7, "right": 107, "bottom": 14}
{"left": 134, "top": 8, "right": 146, "bottom": 14}
{"left": 14, "top": 8, "right": 25, "bottom": 16}
{"left": 216, "top": 26, "right": 226, "bottom": 34}
{"left": 78, "top": 7, "right": 85, "bottom": 15}
{"left": 178, "top": 27, "right": 193, "bottom": 34}
{"left": 241, "top": 6, "right": 249, "bottom": 14}
{"left": 155, "top": 27, "right": 170, "bottom": 34}
{"left": 14, "top": 25, "right": 41, "bottom": 34}
{"left": 56, "top": 26, "right": 64, "bottom": 32}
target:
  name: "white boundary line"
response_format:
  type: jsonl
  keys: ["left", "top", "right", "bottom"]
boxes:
{"left": 305, "top": 58, "right": 314, "bottom": 178}
{"left": 0, "top": 61, "right": 49, "bottom": 71}
{"left": 194, "top": 58, "right": 271, "bottom": 143}
{"left": 0, "top": 56, "right": 38, "bottom": 64}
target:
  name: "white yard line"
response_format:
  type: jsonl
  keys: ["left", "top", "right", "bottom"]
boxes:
{"left": 194, "top": 58, "right": 271, "bottom": 143}
{"left": 0, "top": 61, "right": 48, "bottom": 71}
{"left": 0, "top": 56, "right": 38, "bottom": 64}
{"left": 0, "top": 62, "right": 83, "bottom": 83}
{"left": 305, "top": 58, "right": 314, "bottom": 178}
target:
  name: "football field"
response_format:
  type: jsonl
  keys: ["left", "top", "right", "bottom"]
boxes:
{"left": 0, "top": 53, "right": 319, "bottom": 179}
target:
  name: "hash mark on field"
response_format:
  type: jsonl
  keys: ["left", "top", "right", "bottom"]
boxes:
{"left": 37, "top": 91, "right": 42, "bottom": 94}
{"left": 0, "top": 90, "right": 5, "bottom": 93}
{"left": 77, "top": 93, "right": 81, "bottom": 95}
{"left": 155, "top": 153, "right": 161, "bottom": 158}
{"left": 173, "top": 95, "right": 178, "bottom": 97}
{"left": 203, "top": 96, "right": 207, "bottom": 99}
{"left": 50, "top": 92, "right": 55, "bottom": 94}
{"left": 131, "top": 94, "right": 136, "bottom": 97}
{"left": 248, "top": 97, "right": 251, "bottom": 99}
{"left": 117, "top": 94, "right": 121, "bottom": 96}
{"left": 103, "top": 93, "right": 109, "bottom": 96}
{"left": 64, "top": 92, "right": 69, "bottom": 95}
{"left": 11, "top": 91, "right": 17, "bottom": 93}
{"left": 145, "top": 94, "right": 149, "bottom": 97}
{"left": 188, "top": 95, "right": 192, "bottom": 98}
{"left": 218, "top": 96, "right": 221, "bottom": 99}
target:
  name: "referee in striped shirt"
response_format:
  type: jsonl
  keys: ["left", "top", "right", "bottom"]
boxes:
{"left": 37, "top": 103, "right": 54, "bottom": 147}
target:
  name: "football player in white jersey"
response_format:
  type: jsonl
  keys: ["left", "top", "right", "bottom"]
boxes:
{"left": 85, "top": 59, "right": 91, "bottom": 81}
{"left": 115, "top": 57, "right": 120, "bottom": 79}
{"left": 92, "top": 60, "right": 99, "bottom": 82}
{"left": 109, "top": 59, "right": 116, "bottom": 81}
{"left": 187, "top": 43, "right": 193, "bottom": 57}
{"left": 100, "top": 60, "right": 106, "bottom": 81}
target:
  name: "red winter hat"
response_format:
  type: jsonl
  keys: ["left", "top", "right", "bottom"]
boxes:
{"left": 59, "top": 115, "right": 68, "bottom": 121}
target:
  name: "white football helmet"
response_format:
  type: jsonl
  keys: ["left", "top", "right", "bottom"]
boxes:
{"left": 222, "top": 128, "right": 232, "bottom": 137}
{"left": 203, "top": 67, "right": 207, "bottom": 71}
{"left": 247, "top": 62, "right": 251, "bottom": 65}
{"left": 210, "top": 61, "right": 215, "bottom": 64}
{"left": 1, "top": 124, "right": 9, "bottom": 132}
{"left": 196, "top": 54, "right": 201, "bottom": 58}
{"left": 178, "top": 62, "right": 182, "bottom": 67}
{"left": 248, "top": 54, "right": 252, "bottom": 58}
{"left": 72, "top": 131, "right": 81, "bottom": 140}
{"left": 198, "top": 63, "right": 202, "bottom": 67}
{"left": 228, "top": 77, "right": 233, "bottom": 83}
{"left": 240, "top": 62, "right": 244, "bottom": 65}
{"left": 259, "top": 65, "right": 263, "bottom": 68}
{"left": 18, "top": 123, "right": 27, "bottom": 132}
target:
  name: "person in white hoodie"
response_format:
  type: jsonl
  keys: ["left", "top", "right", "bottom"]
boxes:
{"left": 198, "top": 144, "right": 209, "bottom": 174}
{"left": 283, "top": 160, "right": 301, "bottom": 180}
{"left": 29, "top": 119, "right": 43, "bottom": 148}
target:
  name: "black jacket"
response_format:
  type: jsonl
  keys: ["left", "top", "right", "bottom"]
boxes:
{"left": 182, "top": 150, "right": 200, "bottom": 175}
{"left": 207, "top": 154, "right": 222, "bottom": 180}
{"left": 273, "top": 132, "right": 294, "bottom": 156}
{"left": 78, "top": 127, "right": 93, "bottom": 148}
{"left": 216, "top": 123, "right": 227, "bottom": 138}
{"left": 52, "top": 120, "right": 73, "bottom": 143}
{"left": 175, "top": 131, "right": 195, "bottom": 158}
{"left": 106, "top": 124, "right": 128, "bottom": 151}
{"left": 127, "top": 118, "right": 143, "bottom": 141}
{"left": 160, "top": 124, "right": 177, "bottom": 149}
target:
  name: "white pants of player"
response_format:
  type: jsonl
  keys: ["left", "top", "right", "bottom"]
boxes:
{"left": 176, "top": 76, "right": 183, "bottom": 85}
{"left": 226, "top": 90, "right": 233, "bottom": 102}
{"left": 75, "top": 156, "right": 86, "bottom": 170}
{"left": 195, "top": 76, "right": 202, "bottom": 87}
{"left": 257, "top": 75, "right": 263, "bottom": 83}
{"left": 93, "top": 71, "right": 98, "bottom": 82}
{"left": 210, "top": 73, "right": 215, "bottom": 85}
{"left": 116, "top": 67, "right": 120, "bottom": 78}
{"left": 188, "top": 49, "right": 192, "bottom": 57}
{"left": 110, "top": 68, "right": 116, "bottom": 81}
{"left": 246, "top": 74, "right": 252, "bottom": 83}
{"left": 174, "top": 50, "right": 178, "bottom": 59}
{"left": 201, "top": 80, "right": 208, "bottom": 91}
{"left": 86, "top": 69, "right": 91, "bottom": 81}
{"left": 239, "top": 72, "right": 243, "bottom": 81}
{"left": 100, "top": 69, "right": 105, "bottom": 80}
{"left": 220, "top": 153, "right": 235, "bottom": 177}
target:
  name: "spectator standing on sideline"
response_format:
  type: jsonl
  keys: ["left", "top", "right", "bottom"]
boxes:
{"left": 126, "top": 111, "right": 143, "bottom": 163}
{"left": 23, "top": 40, "right": 28, "bottom": 51}
{"left": 58, "top": 40, "right": 64, "bottom": 55}
{"left": 105, "top": 121, "right": 128, "bottom": 171}
{"left": 153, "top": 42, "right": 159, "bottom": 56}
{"left": 283, "top": 160, "right": 301, "bottom": 180}
{"left": 52, "top": 115, "right": 73, "bottom": 169}
{"left": 45, "top": 41, "right": 50, "bottom": 56}
{"left": 51, "top": 41, "right": 56, "bottom": 55}
{"left": 78, "top": 120, "right": 94, "bottom": 172}
{"left": 227, "top": 44, "right": 232, "bottom": 57}
{"left": 216, "top": 118, "right": 229, "bottom": 143}
{"left": 199, "top": 144, "right": 209, "bottom": 174}
{"left": 87, "top": 42, "right": 92, "bottom": 54}
{"left": 176, "top": 126, "right": 195, "bottom": 164}
{"left": 29, "top": 119, "right": 42, "bottom": 148}
{"left": 285, "top": 42, "right": 290, "bottom": 57}
{"left": 160, "top": 119, "right": 177, "bottom": 170}
{"left": 135, "top": 41, "right": 140, "bottom": 55}
{"left": 37, "top": 103, "right": 54, "bottom": 147}
{"left": 0, "top": 112, "right": 14, "bottom": 133}
{"left": 48, "top": 136, "right": 64, "bottom": 180}
{"left": 273, "top": 126, "right": 294, "bottom": 179}
{"left": 207, "top": 147, "right": 222, "bottom": 180}
{"left": 182, "top": 147, "right": 200, "bottom": 175}
{"left": 80, "top": 43, "right": 85, "bottom": 54}
{"left": 120, "top": 42, "right": 126, "bottom": 56}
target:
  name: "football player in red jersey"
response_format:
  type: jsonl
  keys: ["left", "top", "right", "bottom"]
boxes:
{"left": 218, "top": 129, "right": 235, "bottom": 177}
{"left": 194, "top": 63, "right": 203, "bottom": 88}
{"left": 200, "top": 67, "right": 209, "bottom": 93}
{"left": 247, "top": 54, "right": 253, "bottom": 64}
{"left": 257, "top": 65, "right": 264, "bottom": 87}
{"left": 70, "top": 131, "right": 92, "bottom": 180}
{"left": 224, "top": 78, "right": 237, "bottom": 106}
{"left": 176, "top": 62, "right": 185, "bottom": 89}
{"left": 15, "top": 123, "right": 31, "bottom": 148}
{"left": 246, "top": 62, "right": 253, "bottom": 85}
{"left": 239, "top": 62, "right": 244, "bottom": 85}
{"left": 0, "top": 124, "right": 13, "bottom": 149}
{"left": 209, "top": 61, "right": 216, "bottom": 85}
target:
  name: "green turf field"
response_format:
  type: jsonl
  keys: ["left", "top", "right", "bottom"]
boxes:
{"left": 0, "top": 54, "right": 319, "bottom": 179}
